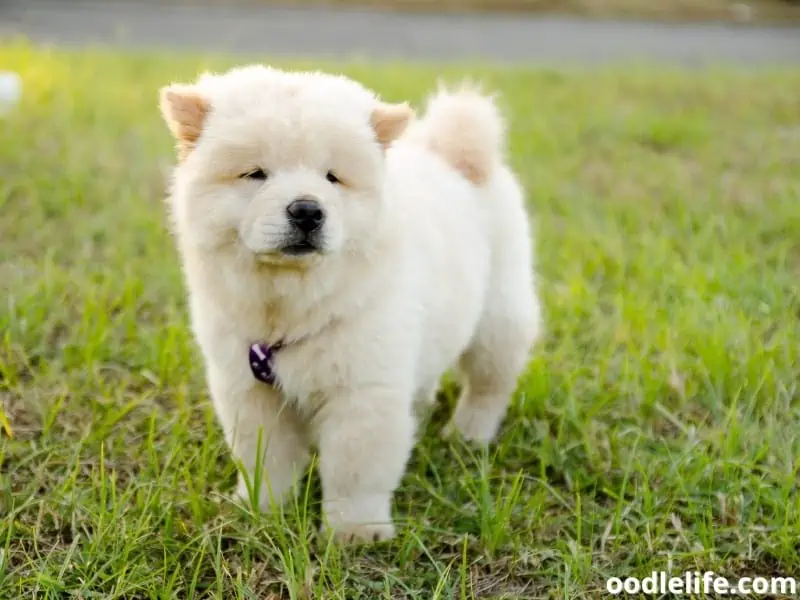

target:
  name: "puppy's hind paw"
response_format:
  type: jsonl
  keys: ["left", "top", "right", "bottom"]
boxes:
{"left": 443, "top": 400, "right": 505, "bottom": 445}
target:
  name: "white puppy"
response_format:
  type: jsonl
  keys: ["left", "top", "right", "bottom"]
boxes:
{"left": 158, "top": 65, "right": 542, "bottom": 543}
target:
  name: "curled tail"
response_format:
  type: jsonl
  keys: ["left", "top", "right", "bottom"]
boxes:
{"left": 414, "top": 83, "right": 506, "bottom": 186}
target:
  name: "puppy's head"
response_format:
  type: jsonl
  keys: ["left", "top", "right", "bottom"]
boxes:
{"left": 159, "top": 65, "right": 413, "bottom": 266}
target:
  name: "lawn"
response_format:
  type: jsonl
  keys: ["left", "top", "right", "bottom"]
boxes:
{"left": 1, "top": 41, "right": 799, "bottom": 599}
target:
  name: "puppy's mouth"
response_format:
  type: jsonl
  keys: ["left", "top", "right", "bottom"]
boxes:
{"left": 280, "top": 239, "right": 319, "bottom": 256}
{"left": 245, "top": 228, "right": 327, "bottom": 264}
{"left": 275, "top": 230, "right": 326, "bottom": 257}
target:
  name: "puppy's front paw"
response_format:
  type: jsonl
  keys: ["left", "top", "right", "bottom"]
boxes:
{"left": 321, "top": 522, "right": 396, "bottom": 545}
{"left": 321, "top": 492, "right": 395, "bottom": 544}
{"left": 230, "top": 480, "right": 262, "bottom": 513}
{"left": 231, "top": 477, "right": 283, "bottom": 514}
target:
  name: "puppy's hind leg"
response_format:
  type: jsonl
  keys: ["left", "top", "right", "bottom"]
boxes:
{"left": 446, "top": 252, "right": 542, "bottom": 444}
{"left": 446, "top": 299, "right": 540, "bottom": 444}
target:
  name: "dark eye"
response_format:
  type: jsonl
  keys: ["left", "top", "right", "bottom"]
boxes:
{"left": 326, "top": 171, "right": 341, "bottom": 184}
{"left": 241, "top": 168, "right": 267, "bottom": 180}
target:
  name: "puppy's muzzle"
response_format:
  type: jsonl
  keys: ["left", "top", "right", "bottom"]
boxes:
{"left": 279, "top": 197, "right": 326, "bottom": 256}
{"left": 287, "top": 197, "right": 325, "bottom": 234}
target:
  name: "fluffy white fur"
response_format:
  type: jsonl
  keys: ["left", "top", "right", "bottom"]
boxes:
{"left": 159, "top": 65, "right": 542, "bottom": 543}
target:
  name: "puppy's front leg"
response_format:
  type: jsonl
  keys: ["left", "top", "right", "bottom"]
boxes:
{"left": 209, "top": 367, "right": 310, "bottom": 513}
{"left": 315, "top": 387, "right": 414, "bottom": 543}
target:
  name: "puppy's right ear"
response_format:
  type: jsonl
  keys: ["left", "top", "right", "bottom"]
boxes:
{"left": 159, "top": 84, "right": 210, "bottom": 159}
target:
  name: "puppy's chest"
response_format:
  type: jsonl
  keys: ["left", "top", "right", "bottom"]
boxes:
{"left": 271, "top": 329, "right": 358, "bottom": 397}
{"left": 230, "top": 308, "right": 346, "bottom": 391}
{"left": 200, "top": 280, "right": 407, "bottom": 403}
{"left": 227, "top": 296, "right": 323, "bottom": 346}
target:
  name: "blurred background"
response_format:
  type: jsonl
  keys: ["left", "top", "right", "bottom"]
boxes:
{"left": 3, "top": 0, "right": 800, "bottom": 65}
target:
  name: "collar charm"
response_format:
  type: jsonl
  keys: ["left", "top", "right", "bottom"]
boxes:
{"left": 249, "top": 341, "right": 283, "bottom": 386}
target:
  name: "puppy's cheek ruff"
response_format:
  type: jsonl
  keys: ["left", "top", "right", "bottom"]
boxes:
{"left": 327, "top": 187, "right": 384, "bottom": 247}
{"left": 176, "top": 183, "right": 258, "bottom": 251}
{"left": 238, "top": 229, "right": 276, "bottom": 256}
{"left": 239, "top": 214, "right": 295, "bottom": 256}
{"left": 318, "top": 220, "right": 346, "bottom": 255}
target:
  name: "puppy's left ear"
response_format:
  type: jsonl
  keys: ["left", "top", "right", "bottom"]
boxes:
{"left": 159, "top": 84, "right": 210, "bottom": 158}
{"left": 371, "top": 102, "right": 414, "bottom": 150}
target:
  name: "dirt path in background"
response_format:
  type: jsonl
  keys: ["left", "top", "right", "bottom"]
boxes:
{"left": 2, "top": 1, "right": 800, "bottom": 65}
{"left": 84, "top": 0, "right": 800, "bottom": 24}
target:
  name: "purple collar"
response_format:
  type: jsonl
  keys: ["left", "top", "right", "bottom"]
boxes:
{"left": 249, "top": 341, "right": 283, "bottom": 386}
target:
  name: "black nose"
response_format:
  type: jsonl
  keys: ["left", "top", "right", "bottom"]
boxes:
{"left": 286, "top": 198, "right": 324, "bottom": 234}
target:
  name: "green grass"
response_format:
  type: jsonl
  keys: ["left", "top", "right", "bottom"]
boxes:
{"left": 1, "top": 40, "right": 799, "bottom": 599}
